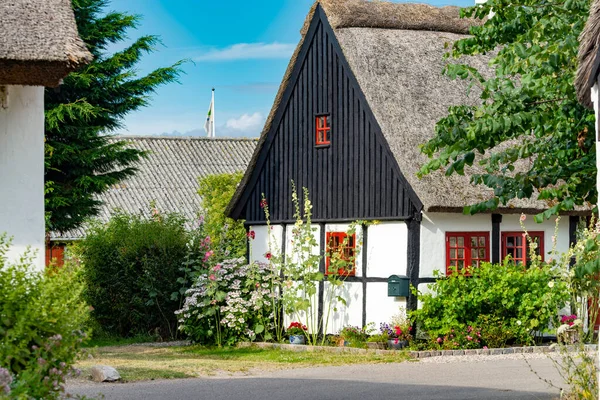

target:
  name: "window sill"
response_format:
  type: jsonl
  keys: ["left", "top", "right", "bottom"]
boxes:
{"left": 315, "top": 143, "right": 331, "bottom": 149}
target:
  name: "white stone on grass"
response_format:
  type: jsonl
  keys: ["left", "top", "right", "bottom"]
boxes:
{"left": 90, "top": 365, "right": 121, "bottom": 382}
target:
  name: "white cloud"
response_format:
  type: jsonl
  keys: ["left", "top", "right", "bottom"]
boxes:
{"left": 225, "top": 112, "right": 265, "bottom": 132}
{"left": 194, "top": 42, "right": 295, "bottom": 61}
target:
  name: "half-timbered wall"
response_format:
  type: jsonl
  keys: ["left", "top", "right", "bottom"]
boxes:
{"left": 238, "top": 11, "right": 420, "bottom": 224}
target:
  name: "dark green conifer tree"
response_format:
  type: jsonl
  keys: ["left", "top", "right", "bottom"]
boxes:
{"left": 45, "top": 0, "right": 183, "bottom": 233}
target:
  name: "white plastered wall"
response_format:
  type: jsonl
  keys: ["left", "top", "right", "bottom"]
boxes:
{"left": 249, "top": 225, "right": 283, "bottom": 264}
{"left": 0, "top": 85, "right": 45, "bottom": 270}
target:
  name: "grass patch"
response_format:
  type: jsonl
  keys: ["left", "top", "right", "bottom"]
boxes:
{"left": 83, "top": 334, "right": 158, "bottom": 348}
{"left": 75, "top": 345, "right": 410, "bottom": 382}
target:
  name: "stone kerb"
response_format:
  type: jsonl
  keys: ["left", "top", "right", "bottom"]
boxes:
{"left": 239, "top": 342, "right": 599, "bottom": 358}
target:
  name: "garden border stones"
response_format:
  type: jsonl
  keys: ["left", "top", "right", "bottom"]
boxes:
{"left": 240, "top": 342, "right": 599, "bottom": 359}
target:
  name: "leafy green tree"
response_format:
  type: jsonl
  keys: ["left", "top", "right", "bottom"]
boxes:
{"left": 198, "top": 172, "right": 247, "bottom": 259}
{"left": 419, "top": 0, "right": 596, "bottom": 220}
{"left": 45, "top": 0, "right": 183, "bottom": 233}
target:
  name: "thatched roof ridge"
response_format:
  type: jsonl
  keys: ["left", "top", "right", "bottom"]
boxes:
{"left": 318, "top": 0, "right": 475, "bottom": 34}
{"left": 0, "top": 0, "right": 92, "bottom": 87}
{"left": 576, "top": 0, "right": 600, "bottom": 109}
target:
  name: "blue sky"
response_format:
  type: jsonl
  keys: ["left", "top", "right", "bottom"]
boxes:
{"left": 110, "top": 0, "right": 474, "bottom": 138}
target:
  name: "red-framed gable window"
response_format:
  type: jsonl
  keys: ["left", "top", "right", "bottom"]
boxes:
{"left": 325, "top": 232, "right": 356, "bottom": 276}
{"left": 446, "top": 232, "right": 490, "bottom": 275}
{"left": 501, "top": 231, "right": 544, "bottom": 265}
{"left": 316, "top": 115, "right": 331, "bottom": 146}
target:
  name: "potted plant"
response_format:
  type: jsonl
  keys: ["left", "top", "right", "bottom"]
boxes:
{"left": 381, "top": 312, "right": 413, "bottom": 350}
{"left": 557, "top": 314, "right": 582, "bottom": 344}
{"left": 367, "top": 333, "right": 389, "bottom": 349}
{"left": 339, "top": 325, "right": 370, "bottom": 347}
{"left": 287, "top": 322, "right": 307, "bottom": 345}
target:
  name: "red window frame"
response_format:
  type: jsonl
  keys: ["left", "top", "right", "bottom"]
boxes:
{"left": 325, "top": 232, "right": 356, "bottom": 276}
{"left": 445, "top": 232, "right": 490, "bottom": 275}
{"left": 501, "top": 231, "right": 544, "bottom": 265}
{"left": 315, "top": 115, "right": 331, "bottom": 146}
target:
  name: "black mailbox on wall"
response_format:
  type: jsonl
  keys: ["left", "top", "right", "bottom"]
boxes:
{"left": 388, "top": 275, "right": 410, "bottom": 297}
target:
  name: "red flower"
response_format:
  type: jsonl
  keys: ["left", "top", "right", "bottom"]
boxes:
{"left": 260, "top": 199, "right": 268, "bottom": 208}
{"left": 265, "top": 252, "right": 272, "bottom": 260}
{"left": 247, "top": 230, "right": 256, "bottom": 239}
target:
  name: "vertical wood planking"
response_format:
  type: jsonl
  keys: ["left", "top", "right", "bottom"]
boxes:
{"left": 242, "top": 14, "right": 418, "bottom": 223}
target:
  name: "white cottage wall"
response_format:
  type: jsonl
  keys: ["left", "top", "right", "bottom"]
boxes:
{"left": 366, "top": 222, "right": 408, "bottom": 277}
{"left": 323, "top": 281, "right": 362, "bottom": 334}
{"left": 366, "top": 282, "right": 406, "bottom": 326}
{"left": 249, "top": 225, "right": 283, "bottom": 263}
{"left": 0, "top": 85, "right": 45, "bottom": 270}
{"left": 420, "top": 212, "right": 492, "bottom": 279}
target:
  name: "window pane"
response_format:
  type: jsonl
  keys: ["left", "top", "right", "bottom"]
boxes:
{"left": 507, "top": 237, "right": 514, "bottom": 246}
{"left": 471, "top": 237, "right": 477, "bottom": 247}
{"left": 458, "top": 249, "right": 464, "bottom": 259}
{"left": 516, "top": 248, "right": 522, "bottom": 259}
{"left": 515, "top": 236, "right": 523, "bottom": 246}
{"left": 479, "top": 248, "right": 486, "bottom": 259}
{"left": 450, "top": 237, "right": 456, "bottom": 247}
{"left": 458, "top": 237, "right": 464, "bottom": 247}
{"left": 479, "top": 237, "right": 486, "bottom": 246}
{"left": 317, "top": 117, "right": 324, "bottom": 129}
{"left": 457, "top": 260, "right": 464, "bottom": 270}
{"left": 450, "top": 249, "right": 456, "bottom": 259}
{"left": 471, "top": 249, "right": 478, "bottom": 259}
{"left": 472, "top": 260, "right": 478, "bottom": 267}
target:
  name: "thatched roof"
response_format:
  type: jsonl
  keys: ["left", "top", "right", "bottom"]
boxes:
{"left": 229, "top": 0, "right": 575, "bottom": 218}
{"left": 0, "top": 0, "right": 92, "bottom": 87}
{"left": 51, "top": 137, "right": 257, "bottom": 241}
{"left": 576, "top": 0, "right": 600, "bottom": 109}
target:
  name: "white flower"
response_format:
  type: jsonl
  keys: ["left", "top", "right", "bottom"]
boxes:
{"left": 548, "top": 281, "right": 555, "bottom": 288}
{"left": 557, "top": 324, "right": 570, "bottom": 335}
{"left": 573, "top": 319, "right": 583, "bottom": 327}
{"left": 516, "top": 320, "right": 522, "bottom": 326}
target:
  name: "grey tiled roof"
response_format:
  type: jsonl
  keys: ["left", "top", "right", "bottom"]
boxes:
{"left": 51, "top": 136, "right": 257, "bottom": 241}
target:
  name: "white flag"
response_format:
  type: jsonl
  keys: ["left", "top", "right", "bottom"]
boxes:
{"left": 204, "top": 89, "right": 215, "bottom": 137}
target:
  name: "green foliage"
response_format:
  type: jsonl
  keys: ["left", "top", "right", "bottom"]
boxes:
{"left": 45, "top": 0, "right": 184, "bottom": 234}
{"left": 197, "top": 172, "right": 247, "bottom": 259}
{"left": 0, "top": 235, "right": 89, "bottom": 399}
{"left": 412, "top": 260, "right": 569, "bottom": 348}
{"left": 419, "top": 0, "right": 596, "bottom": 218}
{"left": 80, "top": 210, "right": 200, "bottom": 339}
{"left": 177, "top": 258, "right": 281, "bottom": 346}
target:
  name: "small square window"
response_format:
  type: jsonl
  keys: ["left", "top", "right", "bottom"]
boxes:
{"left": 326, "top": 232, "right": 356, "bottom": 276}
{"left": 316, "top": 115, "right": 331, "bottom": 146}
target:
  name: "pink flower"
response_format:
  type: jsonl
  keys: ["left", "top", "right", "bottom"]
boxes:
{"left": 483, "top": 346, "right": 488, "bottom": 350}
{"left": 203, "top": 250, "right": 214, "bottom": 262}
{"left": 520, "top": 214, "right": 526, "bottom": 222}
{"left": 198, "top": 215, "right": 205, "bottom": 224}
{"left": 247, "top": 231, "right": 256, "bottom": 240}
{"left": 213, "top": 264, "right": 221, "bottom": 271}
{"left": 260, "top": 199, "right": 268, "bottom": 208}
{"left": 467, "top": 335, "right": 473, "bottom": 341}
{"left": 209, "top": 274, "right": 216, "bottom": 281}
{"left": 437, "top": 337, "right": 442, "bottom": 343}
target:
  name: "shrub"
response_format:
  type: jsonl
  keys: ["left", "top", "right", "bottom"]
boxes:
{"left": 0, "top": 235, "right": 89, "bottom": 399}
{"left": 412, "top": 259, "right": 569, "bottom": 348}
{"left": 80, "top": 210, "right": 202, "bottom": 339}
{"left": 176, "top": 258, "right": 280, "bottom": 346}
{"left": 198, "top": 172, "right": 247, "bottom": 259}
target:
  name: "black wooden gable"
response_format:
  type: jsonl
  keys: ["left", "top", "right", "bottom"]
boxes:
{"left": 230, "top": 6, "right": 423, "bottom": 224}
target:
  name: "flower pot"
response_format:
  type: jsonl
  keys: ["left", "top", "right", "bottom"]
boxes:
{"left": 367, "top": 342, "right": 387, "bottom": 350}
{"left": 558, "top": 328, "right": 580, "bottom": 344}
{"left": 387, "top": 339, "right": 408, "bottom": 350}
{"left": 289, "top": 335, "right": 306, "bottom": 345}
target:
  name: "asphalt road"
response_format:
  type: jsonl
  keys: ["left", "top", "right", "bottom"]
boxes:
{"left": 68, "top": 357, "right": 563, "bottom": 400}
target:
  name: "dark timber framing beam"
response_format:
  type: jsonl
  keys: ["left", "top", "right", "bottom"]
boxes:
{"left": 491, "top": 214, "right": 502, "bottom": 264}
{"left": 407, "top": 217, "right": 421, "bottom": 312}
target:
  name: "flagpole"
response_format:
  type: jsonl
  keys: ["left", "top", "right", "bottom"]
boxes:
{"left": 212, "top": 88, "right": 216, "bottom": 138}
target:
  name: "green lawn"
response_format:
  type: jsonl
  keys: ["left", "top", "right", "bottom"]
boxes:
{"left": 75, "top": 344, "right": 411, "bottom": 382}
